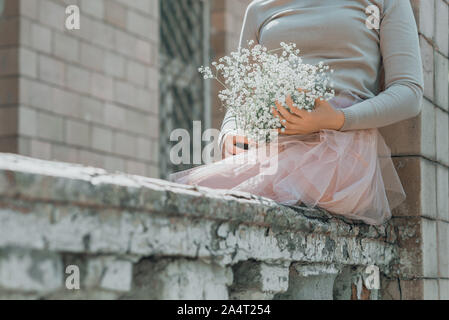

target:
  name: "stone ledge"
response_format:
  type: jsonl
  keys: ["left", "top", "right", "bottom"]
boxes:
{"left": 0, "top": 154, "right": 398, "bottom": 299}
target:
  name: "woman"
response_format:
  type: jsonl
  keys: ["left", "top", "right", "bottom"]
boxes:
{"left": 172, "top": 0, "right": 423, "bottom": 225}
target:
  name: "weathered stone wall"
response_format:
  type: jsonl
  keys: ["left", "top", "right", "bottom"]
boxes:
{"left": 0, "top": 154, "right": 398, "bottom": 300}
{"left": 0, "top": 0, "right": 160, "bottom": 178}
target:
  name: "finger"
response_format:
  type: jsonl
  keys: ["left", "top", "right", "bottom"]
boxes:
{"left": 272, "top": 107, "right": 294, "bottom": 129}
{"left": 275, "top": 101, "right": 301, "bottom": 124}
{"left": 286, "top": 95, "right": 308, "bottom": 118}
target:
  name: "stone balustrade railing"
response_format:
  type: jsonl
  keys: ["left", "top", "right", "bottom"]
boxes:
{"left": 0, "top": 154, "right": 399, "bottom": 300}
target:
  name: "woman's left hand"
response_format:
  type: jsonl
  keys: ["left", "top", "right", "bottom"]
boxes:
{"left": 272, "top": 94, "right": 345, "bottom": 135}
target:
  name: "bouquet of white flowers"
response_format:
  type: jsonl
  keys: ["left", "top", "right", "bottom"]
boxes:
{"left": 199, "top": 41, "right": 335, "bottom": 141}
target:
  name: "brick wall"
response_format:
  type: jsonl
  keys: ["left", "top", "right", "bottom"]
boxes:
{"left": 0, "top": 0, "right": 160, "bottom": 177}
{"left": 380, "top": 0, "right": 448, "bottom": 300}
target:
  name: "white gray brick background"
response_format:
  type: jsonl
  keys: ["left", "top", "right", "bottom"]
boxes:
{"left": 0, "top": 0, "right": 160, "bottom": 177}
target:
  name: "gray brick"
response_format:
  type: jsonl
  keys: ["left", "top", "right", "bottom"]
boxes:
{"left": 419, "top": 0, "right": 435, "bottom": 40}
{"left": 104, "top": 51, "right": 125, "bottom": 78}
{"left": 65, "top": 119, "right": 90, "bottom": 147}
{"left": 38, "top": 55, "right": 65, "bottom": 85}
{"left": 147, "top": 164, "right": 160, "bottom": 179}
{"left": 421, "top": 99, "right": 436, "bottom": 160}
{"left": 126, "top": 160, "right": 147, "bottom": 176}
{"left": 51, "top": 144, "right": 79, "bottom": 163}
{"left": 78, "top": 149, "right": 105, "bottom": 168}
{"left": 136, "top": 137, "right": 151, "bottom": 160}
{"left": 36, "top": 112, "right": 64, "bottom": 142}
{"left": 92, "top": 126, "right": 113, "bottom": 153}
{"left": 422, "top": 218, "right": 438, "bottom": 278}
{"left": 31, "top": 23, "right": 52, "bottom": 54}
{"left": 52, "top": 87, "right": 82, "bottom": 118}
{"left": 420, "top": 37, "right": 434, "bottom": 101}
{"left": 435, "top": 53, "right": 448, "bottom": 111}
{"left": 80, "top": 96, "right": 104, "bottom": 124}
{"left": 147, "top": 66, "right": 158, "bottom": 91}
{"left": 125, "top": 110, "right": 151, "bottom": 135}
{"left": 38, "top": 0, "right": 66, "bottom": 32}
{"left": 104, "top": 103, "right": 126, "bottom": 129}
{"left": 53, "top": 32, "right": 79, "bottom": 63}
{"left": 19, "top": 48, "right": 37, "bottom": 78}
{"left": 421, "top": 159, "right": 437, "bottom": 219}
{"left": 440, "top": 279, "right": 449, "bottom": 300}
{"left": 30, "top": 139, "right": 52, "bottom": 160}
{"left": 65, "top": 64, "right": 90, "bottom": 94}
{"left": 437, "top": 221, "right": 449, "bottom": 278}
{"left": 91, "top": 72, "right": 114, "bottom": 101}
{"left": 80, "top": 43, "right": 105, "bottom": 73}
{"left": 423, "top": 279, "right": 439, "bottom": 300}
{"left": 435, "top": 108, "right": 449, "bottom": 166}
{"left": 25, "top": 79, "right": 53, "bottom": 111}
{"left": 135, "top": 39, "right": 152, "bottom": 65}
{"left": 435, "top": 0, "right": 448, "bottom": 56}
{"left": 437, "top": 165, "right": 449, "bottom": 221}
{"left": 127, "top": 10, "right": 151, "bottom": 39}
{"left": 80, "top": 0, "right": 104, "bottom": 19}
{"left": 104, "top": 156, "right": 125, "bottom": 172}
{"left": 19, "top": 0, "right": 39, "bottom": 19}
{"left": 114, "top": 132, "right": 136, "bottom": 157}
{"left": 105, "top": 0, "right": 127, "bottom": 28}
{"left": 90, "top": 20, "right": 115, "bottom": 51}
{"left": 126, "top": 60, "right": 146, "bottom": 87}
{"left": 18, "top": 106, "right": 37, "bottom": 137}
{"left": 114, "top": 29, "right": 137, "bottom": 58}
{"left": 114, "top": 80, "right": 136, "bottom": 107}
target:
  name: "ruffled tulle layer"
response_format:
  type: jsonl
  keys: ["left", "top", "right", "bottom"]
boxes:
{"left": 170, "top": 128, "right": 405, "bottom": 225}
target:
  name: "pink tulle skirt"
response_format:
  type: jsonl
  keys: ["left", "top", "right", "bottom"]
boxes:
{"left": 169, "top": 92, "right": 406, "bottom": 225}
{"left": 170, "top": 128, "right": 405, "bottom": 225}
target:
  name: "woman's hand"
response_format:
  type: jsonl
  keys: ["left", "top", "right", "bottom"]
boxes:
{"left": 272, "top": 94, "right": 345, "bottom": 135}
{"left": 222, "top": 134, "right": 256, "bottom": 159}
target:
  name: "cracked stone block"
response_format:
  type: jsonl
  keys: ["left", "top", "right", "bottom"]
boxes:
{"left": 0, "top": 248, "right": 63, "bottom": 292}
{"left": 275, "top": 264, "right": 340, "bottom": 300}
{"left": 99, "top": 259, "right": 133, "bottom": 292}
{"left": 126, "top": 259, "right": 233, "bottom": 300}
{"left": 230, "top": 261, "right": 289, "bottom": 299}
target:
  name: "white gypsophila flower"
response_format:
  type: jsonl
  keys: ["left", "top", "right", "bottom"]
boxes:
{"left": 199, "top": 41, "right": 335, "bottom": 141}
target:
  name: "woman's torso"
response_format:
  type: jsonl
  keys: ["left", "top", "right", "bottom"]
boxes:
{"left": 249, "top": 0, "right": 392, "bottom": 99}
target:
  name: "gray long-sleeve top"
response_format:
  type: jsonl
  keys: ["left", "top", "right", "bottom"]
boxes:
{"left": 219, "top": 0, "right": 424, "bottom": 146}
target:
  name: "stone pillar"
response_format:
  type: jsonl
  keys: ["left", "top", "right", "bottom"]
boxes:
{"left": 379, "top": 0, "right": 449, "bottom": 300}
{"left": 0, "top": 0, "right": 160, "bottom": 178}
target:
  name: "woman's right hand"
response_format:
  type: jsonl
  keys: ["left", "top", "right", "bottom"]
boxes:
{"left": 222, "top": 134, "right": 254, "bottom": 159}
